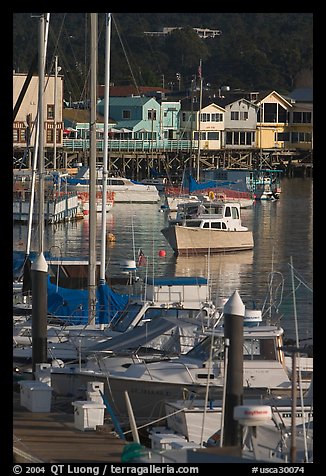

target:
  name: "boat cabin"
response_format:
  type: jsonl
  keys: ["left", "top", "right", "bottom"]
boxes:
{"left": 174, "top": 201, "right": 248, "bottom": 231}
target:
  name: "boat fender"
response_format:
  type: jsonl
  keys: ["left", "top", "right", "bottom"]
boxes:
{"left": 206, "top": 430, "right": 221, "bottom": 447}
{"left": 107, "top": 232, "right": 116, "bottom": 242}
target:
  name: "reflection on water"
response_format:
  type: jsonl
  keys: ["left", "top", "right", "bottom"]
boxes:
{"left": 173, "top": 251, "right": 254, "bottom": 306}
{"left": 13, "top": 178, "right": 313, "bottom": 340}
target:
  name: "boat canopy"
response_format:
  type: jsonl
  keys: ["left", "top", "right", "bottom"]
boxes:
{"left": 47, "top": 276, "right": 130, "bottom": 325}
{"left": 187, "top": 174, "right": 237, "bottom": 193}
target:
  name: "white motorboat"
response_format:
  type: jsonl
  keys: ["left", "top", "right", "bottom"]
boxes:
{"left": 48, "top": 291, "right": 312, "bottom": 424}
{"left": 65, "top": 166, "right": 160, "bottom": 203}
{"left": 13, "top": 276, "right": 219, "bottom": 363}
{"left": 161, "top": 200, "right": 254, "bottom": 255}
{"left": 163, "top": 392, "right": 313, "bottom": 446}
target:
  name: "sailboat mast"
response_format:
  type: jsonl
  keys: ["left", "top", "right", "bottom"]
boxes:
{"left": 37, "top": 15, "right": 45, "bottom": 253}
{"left": 100, "top": 12, "right": 111, "bottom": 284}
{"left": 196, "top": 59, "right": 203, "bottom": 182}
{"left": 31, "top": 13, "right": 49, "bottom": 373}
{"left": 88, "top": 12, "right": 98, "bottom": 325}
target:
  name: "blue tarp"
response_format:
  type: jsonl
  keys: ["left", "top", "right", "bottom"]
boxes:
{"left": 187, "top": 174, "right": 237, "bottom": 193}
{"left": 47, "top": 276, "right": 130, "bottom": 325}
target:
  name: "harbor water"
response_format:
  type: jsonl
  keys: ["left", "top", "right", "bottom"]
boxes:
{"left": 13, "top": 177, "right": 313, "bottom": 342}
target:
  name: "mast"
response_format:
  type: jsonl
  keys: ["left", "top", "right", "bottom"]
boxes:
{"left": 31, "top": 13, "right": 49, "bottom": 373}
{"left": 100, "top": 13, "right": 111, "bottom": 285}
{"left": 88, "top": 12, "right": 98, "bottom": 325}
{"left": 53, "top": 55, "right": 58, "bottom": 171}
{"left": 196, "top": 59, "right": 203, "bottom": 182}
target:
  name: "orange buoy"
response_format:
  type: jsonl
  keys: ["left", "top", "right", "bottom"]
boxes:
{"left": 158, "top": 249, "right": 166, "bottom": 257}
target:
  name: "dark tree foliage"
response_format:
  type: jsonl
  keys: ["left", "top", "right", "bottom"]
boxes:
{"left": 13, "top": 12, "right": 313, "bottom": 102}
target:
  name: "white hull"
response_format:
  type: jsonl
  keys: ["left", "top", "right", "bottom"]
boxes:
{"left": 81, "top": 199, "right": 114, "bottom": 214}
{"left": 50, "top": 370, "right": 294, "bottom": 423}
{"left": 67, "top": 168, "right": 160, "bottom": 203}
{"left": 49, "top": 351, "right": 299, "bottom": 423}
{"left": 74, "top": 184, "right": 159, "bottom": 203}
{"left": 162, "top": 225, "right": 254, "bottom": 255}
{"left": 165, "top": 398, "right": 313, "bottom": 445}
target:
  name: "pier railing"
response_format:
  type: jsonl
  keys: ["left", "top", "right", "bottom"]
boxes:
{"left": 63, "top": 138, "right": 195, "bottom": 152}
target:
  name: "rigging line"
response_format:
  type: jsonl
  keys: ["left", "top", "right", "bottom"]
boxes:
{"left": 135, "top": 13, "right": 164, "bottom": 79}
{"left": 261, "top": 271, "right": 284, "bottom": 318}
{"left": 47, "top": 13, "right": 66, "bottom": 71}
{"left": 290, "top": 256, "right": 309, "bottom": 462}
{"left": 111, "top": 14, "right": 140, "bottom": 95}
{"left": 200, "top": 327, "right": 216, "bottom": 448}
{"left": 287, "top": 262, "right": 313, "bottom": 293}
{"left": 51, "top": 14, "right": 88, "bottom": 104}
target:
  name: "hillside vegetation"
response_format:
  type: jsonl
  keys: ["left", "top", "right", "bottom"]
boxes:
{"left": 13, "top": 12, "right": 313, "bottom": 103}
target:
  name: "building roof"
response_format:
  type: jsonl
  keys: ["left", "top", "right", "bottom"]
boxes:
{"left": 99, "top": 96, "right": 158, "bottom": 107}
{"left": 97, "top": 85, "right": 169, "bottom": 98}
{"left": 63, "top": 108, "right": 106, "bottom": 124}
{"left": 287, "top": 88, "right": 313, "bottom": 102}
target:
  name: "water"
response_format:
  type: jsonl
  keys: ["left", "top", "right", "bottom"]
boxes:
{"left": 13, "top": 177, "right": 313, "bottom": 341}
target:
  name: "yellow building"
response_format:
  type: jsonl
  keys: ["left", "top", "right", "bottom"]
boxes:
{"left": 256, "top": 90, "right": 313, "bottom": 153}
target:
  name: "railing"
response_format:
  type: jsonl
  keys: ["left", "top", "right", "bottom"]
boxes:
{"left": 63, "top": 138, "right": 195, "bottom": 152}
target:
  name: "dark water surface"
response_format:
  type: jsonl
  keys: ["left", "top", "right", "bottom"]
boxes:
{"left": 13, "top": 177, "right": 313, "bottom": 341}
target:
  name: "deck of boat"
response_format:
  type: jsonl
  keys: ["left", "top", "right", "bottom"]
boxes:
{"left": 13, "top": 390, "right": 127, "bottom": 463}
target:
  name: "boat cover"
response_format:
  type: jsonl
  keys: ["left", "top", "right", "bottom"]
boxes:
{"left": 86, "top": 316, "right": 196, "bottom": 353}
{"left": 47, "top": 277, "right": 130, "bottom": 325}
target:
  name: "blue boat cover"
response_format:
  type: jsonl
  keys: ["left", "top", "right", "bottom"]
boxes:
{"left": 47, "top": 276, "right": 130, "bottom": 325}
{"left": 144, "top": 276, "right": 208, "bottom": 286}
{"left": 187, "top": 174, "right": 236, "bottom": 193}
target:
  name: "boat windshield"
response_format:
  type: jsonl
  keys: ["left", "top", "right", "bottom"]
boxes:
{"left": 186, "top": 335, "right": 278, "bottom": 361}
{"left": 110, "top": 303, "right": 143, "bottom": 332}
{"left": 111, "top": 304, "right": 204, "bottom": 333}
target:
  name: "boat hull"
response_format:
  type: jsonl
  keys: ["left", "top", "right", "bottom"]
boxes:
{"left": 50, "top": 370, "right": 293, "bottom": 424}
{"left": 161, "top": 225, "right": 254, "bottom": 255}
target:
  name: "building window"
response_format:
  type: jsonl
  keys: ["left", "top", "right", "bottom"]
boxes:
{"left": 201, "top": 113, "right": 210, "bottom": 122}
{"left": 194, "top": 132, "right": 206, "bottom": 140}
{"left": 231, "top": 111, "right": 239, "bottom": 120}
{"left": 277, "top": 132, "right": 290, "bottom": 142}
{"left": 264, "top": 103, "right": 277, "bottom": 123}
{"left": 278, "top": 106, "right": 287, "bottom": 123}
{"left": 211, "top": 113, "right": 223, "bottom": 122}
{"left": 293, "top": 111, "right": 312, "bottom": 124}
{"left": 240, "top": 111, "right": 248, "bottom": 120}
{"left": 47, "top": 104, "right": 55, "bottom": 120}
{"left": 148, "top": 109, "right": 156, "bottom": 120}
{"left": 46, "top": 128, "right": 54, "bottom": 143}
{"left": 207, "top": 131, "right": 219, "bottom": 140}
{"left": 123, "top": 109, "right": 131, "bottom": 119}
{"left": 13, "top": 128, "right": 26, "bottom": 143}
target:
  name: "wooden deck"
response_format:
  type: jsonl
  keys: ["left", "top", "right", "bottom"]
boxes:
{"left": 13, "top": 391, "right": 127, "bottom": 463}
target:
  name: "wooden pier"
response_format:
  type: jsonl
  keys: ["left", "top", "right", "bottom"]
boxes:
{"left": 13, "top": 390, "right": 127, "bottom": 463}
{"left": 13, "top": 145, "right": 313, "bottom": 181}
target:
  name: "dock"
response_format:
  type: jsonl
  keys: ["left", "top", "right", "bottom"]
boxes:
{"left": 13, "top": 390, "right": 127, "bottom": 463}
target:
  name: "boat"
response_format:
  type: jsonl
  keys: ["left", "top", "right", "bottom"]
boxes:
{"left": 163, "top": 193, "right": 201, "bottom": 213}
{"left": 245, "top": 169, "right": 283, "bottom": 200}
{"left": 13, "top": 275, "right": 219, "bottom": 363}
{"left": 161, "top": 200, "right": 254, "bottom": 255}
{"left": 13, "top": 171, "right": 82, "bottom": 224}
{"left": 47, "top": 291, "right": 312, "bottom": 425}
{"left": 77, "top": 190, "right": 114, "bottom": 215}
{"left": 140, "top": 177, "right": 167, "bottom": 192}
{"left": 131, "top": 395, "right": 313, "bottom": 463}
{"left": 65, "top": 166, "right": 161, "bottom": 203}
{"left": 163, "top": 391, "right": 313, "bottom": 447}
